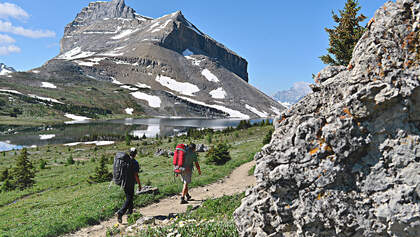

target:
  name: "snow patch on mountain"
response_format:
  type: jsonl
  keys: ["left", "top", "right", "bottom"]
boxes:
{"left": 39, "top": 134, "right": 56, "bottom": 140}
{"left": 245, "top": 104, "right": 268, "bottom": 118}
{"left": 28, "top": 94, "right": 63, "bottom": 104}
{"left": 57, "top": 47, "right": 96, "bottom": 60}
{"left": 201, "top": 69, "right": 219, "bottom": 82}
{"left": 125, "top": 108, "right": 134, "bottom": 115}
{"left": 136, "top": 83, "right": 151, "bottom": 89}
{"left": 155, "top": 75, "right": 199, "bottom": 96}
{"left": 64, "top": 113, "right": 91, "bottom": 124}
{"left": 209, "top": 87, "right": 226, "bottom": 99}
{"left": 121, "top": 85, "right": 138, "bottom": 91}
{"left": 41, "top": 82, "right": 57, "bottom": 89}
{"left": 179, "top": 96, "right": 249, "bottom": 119}
{"left": 131, "top": 91, "right": 161, "bottom": 108}
{"left": 111, "top": 29, "right": 139, "bottom": 40}
{"left": 0, "top": 63, "right": 15, "bottom": 75}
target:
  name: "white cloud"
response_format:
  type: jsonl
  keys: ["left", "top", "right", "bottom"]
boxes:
{"left": 0, "top": 20, "right": 55, "bottom": 38}
{"left": 0, "top": 44, "right": 20, "bottom": 55}
{"left": 0, "top": 2, "right": 29, "bottom": 21}
{"left": 0, "top": 34, "right": 14, "bottom": 44}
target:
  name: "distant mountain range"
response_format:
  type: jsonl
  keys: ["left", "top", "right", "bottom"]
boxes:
{"left": 0, "top": 0, "right": 284, "bottom": 121}
{"left": 273, "top": 82, "right": 312, "bottom": 107}
{"left": 0, "top": 63, "right": 16, "bottom": 76}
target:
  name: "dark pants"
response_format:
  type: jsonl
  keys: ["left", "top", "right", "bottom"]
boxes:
{"left": 118, "top": 185, "right": 134, "bottom": 215}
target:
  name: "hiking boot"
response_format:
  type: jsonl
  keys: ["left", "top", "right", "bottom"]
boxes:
{"left": 186, "top": 193, "right": 192, "bottom": 201}
{"left": 116, "top": 212, "right": 123, "bottom": 223}
{"left": 180, "top": 197, "right": 188, "bottom": 204}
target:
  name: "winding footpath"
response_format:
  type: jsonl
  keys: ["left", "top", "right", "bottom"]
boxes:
{"left": 63, "top": 161, "right": 256, "bottom": 237}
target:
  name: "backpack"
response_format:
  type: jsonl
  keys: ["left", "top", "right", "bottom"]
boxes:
{"left": 113, "top": 152, "right": 131, "bottom": 188}
{"left": 173, "top": 144, "right": 186, "bottom": 174}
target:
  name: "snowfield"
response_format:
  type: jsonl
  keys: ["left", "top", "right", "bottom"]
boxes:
{"left": 28, "top": 94, "right": 63, "bottom": 104}
{"left": 41, "top": 82, "right": 57, "bottom": 89}
{"left": 136, "top": 83, "right": 151, "bottom": 89}
{"left": 111, "top": 77, "right": 123, "bottom": 85}
{"left": 271, "top": 106, "right": 282, "bottom": 115}
{"left": 151, "top": 19, "right": 172, "bottom": 33}
{"left": 131, "top": 91, "right": 161, "bottom": 108}
{"left": 125, "top": 108, "right": 134, "bottom": 115}
{"left": 64, "top": 141, "right": 114, "bottom": 146}
{"left": 111, "top": 29, "right": 139, "bottom": 40}
{"left": 185, "top": 56, "right": 203, "bottom": 66}
{"left": 64, "top": 113, "right": 91, "bottom": 124}
{"left": 179, "top": 96, "right": 249, "bottom": 119}
{"left": 209, "top": 87, "right": 227, "bottom": 99}
{"left": 245, "top": 104, "right": 269, "bottom": 118}
{"left": 57, "top": 47, "right": 96, "bottom": 60}
{"left": 39, "top": 134, "right": 56, "bottom": 140}
{"left": 121, "top": 85, "right": 138, "bottom": 91}
{"left": 201, "top": 69, "right": 219, "bottom": 82}
{"left": 155, "top": 75, "right": 199, "bottom": 96}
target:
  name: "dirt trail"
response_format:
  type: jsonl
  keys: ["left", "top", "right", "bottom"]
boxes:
{"left": 63, "top": 161, "right": 256, "bottom": 237}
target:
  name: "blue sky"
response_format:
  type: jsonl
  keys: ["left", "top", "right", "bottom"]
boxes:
{"left": 0, "top": 0, "right": 387, "bottom": 95}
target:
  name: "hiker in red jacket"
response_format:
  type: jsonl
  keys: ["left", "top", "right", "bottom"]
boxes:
{"left": 180, "top": 143, "right": 201, "bottom": 204}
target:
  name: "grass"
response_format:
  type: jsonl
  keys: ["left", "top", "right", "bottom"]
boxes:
{"left": 0, "top": 125, "right": 271, "bottom": 237}
{"left": 134, "top": 193, "right": 244, "bottom": 237}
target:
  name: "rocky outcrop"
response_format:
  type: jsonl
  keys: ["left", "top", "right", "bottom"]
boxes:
{"left": 234, "top": 0, "right": 420, "bottom": 236}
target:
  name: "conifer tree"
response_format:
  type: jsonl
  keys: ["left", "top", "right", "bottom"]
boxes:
{"left": 12, "top": 148, "right": 36, "bottom": 190}
{"left": 89, "top": 155, "right": 112, "bottom": 183}
{"left": 320, "top": 0, "right": 366, "bottom": 66}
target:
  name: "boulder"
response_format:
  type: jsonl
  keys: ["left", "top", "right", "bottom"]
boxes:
{"left": 196, "top": 144, "right": 209, "bottom": 152}
{"left": 234, "top": 0, "right": 420, "bottom": 236}
{"left": 154, "top": 148, "right": 168, "bottom": 157}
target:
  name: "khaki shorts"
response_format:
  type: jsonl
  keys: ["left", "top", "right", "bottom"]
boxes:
{"left": 180, "top": 170, "right": 192, "bottom": 184}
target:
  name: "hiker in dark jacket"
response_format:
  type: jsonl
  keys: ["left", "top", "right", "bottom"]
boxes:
{"left": 180, "top": 143, "right": 201, "bottom": 204}
{"left": 117, "top": 147, "right": 141, "bottom": 223}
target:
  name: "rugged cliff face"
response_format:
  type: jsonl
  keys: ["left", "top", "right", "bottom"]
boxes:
{"left": 29, "top": 0, "right": 283, "bottom": 118}
{"left": 234, "top": 0, "right": 420, "bottom": 236}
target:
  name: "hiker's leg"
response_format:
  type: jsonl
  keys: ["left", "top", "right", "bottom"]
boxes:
{"left": 182, "top": 183, "right": 188, "bottom": 197}
{"left": 127, "top": 188, "right": 134, "bottom": 214}
{"left": 119, "top": 186, "right": 134, "bottom": 215}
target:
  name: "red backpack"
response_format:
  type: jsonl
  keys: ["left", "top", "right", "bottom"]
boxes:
{"left": 173, "top": 144, "right": 186, "bottom": 174}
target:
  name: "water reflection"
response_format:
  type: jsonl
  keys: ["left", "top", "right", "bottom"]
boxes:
{"left": 0, "top": 118, "right": 270, "bottom": 151}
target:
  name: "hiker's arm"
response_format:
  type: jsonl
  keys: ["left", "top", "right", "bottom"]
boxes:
{"left": 135, "top": 173, "right": 142, "bottom": 190}
{"left": 195, "top": 162, "right": 201, "bottom": 175}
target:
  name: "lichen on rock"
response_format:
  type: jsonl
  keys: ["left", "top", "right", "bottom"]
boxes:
{"left": 234, "top": 0, "right": 420, "bottom": 236}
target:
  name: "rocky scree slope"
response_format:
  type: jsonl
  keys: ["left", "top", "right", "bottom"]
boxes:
{"left": 30, "top": 0, "right": 283, "bottom": 118}
{"left": 234, "top": 0, "right": 420, "bottom": 236}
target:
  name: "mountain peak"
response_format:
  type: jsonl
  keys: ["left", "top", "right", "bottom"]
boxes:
{"left": 0, "top": 63, "right": 16, "bottom": 76}
{"left": 64, "top": 0, "right": 136, "bottom": 35}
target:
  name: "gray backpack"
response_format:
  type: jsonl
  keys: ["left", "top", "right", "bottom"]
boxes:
{"left": 113, "top": 152, "right": 130, "bottom": 188}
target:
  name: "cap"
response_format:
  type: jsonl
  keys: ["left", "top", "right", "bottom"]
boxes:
{"left": 129, "top": 147, "right": 137, "bottom": 156}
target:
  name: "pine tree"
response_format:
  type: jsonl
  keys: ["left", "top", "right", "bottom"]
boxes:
{"left": 320, "top": 0, "right": 366, "bottom": 66}
{"left": 125, "top": 132, "right": 132, "bottom": 146}
{"left": 89, "top": 155, "right": 112, "bottom": 183}
{"left": 12, "top": 148, "right": 36, "bottom": 190}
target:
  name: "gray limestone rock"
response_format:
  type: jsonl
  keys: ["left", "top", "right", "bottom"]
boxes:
{"left": 234, "top": 0, "right": 420, "bottom": 236}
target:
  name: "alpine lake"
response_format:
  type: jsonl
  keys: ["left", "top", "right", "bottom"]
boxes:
{"left": 0, "top": 117, "right": 270, "bottom": 151}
